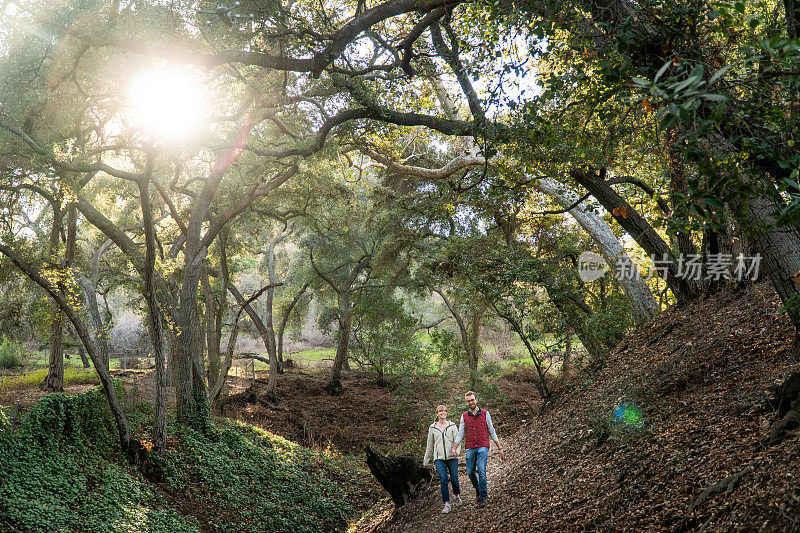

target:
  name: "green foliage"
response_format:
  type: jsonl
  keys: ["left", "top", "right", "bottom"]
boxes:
{"left": 350, "top": 289, "right": 429, "bottom": 381}
{"left": 0, "top": 391, "right": 200, "bottom": 533}
{"left": 582, "top": 294, "right": 633, "bottom": 351}
{"left": 476, "top": 380, "right": 504, "bottom": 407}
{"left": 427, "top": 329, "right": 465, "bottom": 367}
{"left": 0, "top": 390, "right": 367, "bottom": 532}
{"left": 479, "top": 360, "right": 502, "bottom": 379}
{"left": 317, "top": 305, "right": 341, "bottom": 336}
{"left": 0, "top": 335, "right": 22, "bottom": 368}
{"left": 167, "top": 420, "right": 356, "bottom": 533}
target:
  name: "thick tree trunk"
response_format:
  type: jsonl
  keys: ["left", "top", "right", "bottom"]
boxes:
{"left": 708, "top": 134, "right": 800, "bottom": 330}
{"left": 264, "top": 229, "right": 287, "bottom": 399}
{"left": 42, "top": 204, "right": 66, "bottom": 392}
{"left": 44, "top": 311, "right": 65, "bottom": 391}
{"left": 201, "top": 267, "right": 222, "bottom": 387}
{"left": 176, "top": 247, "right": 211, "bottom": 425}
{"left": 327, "top": 290, "right": 352, "bottom": 395}
{"left": 668, "top": 145, "right": 715, "bottom": 299}
{"left": 785, "top": 0, "right": 800, "bottom": 38}
{"left": 535, "top": 177, "right": 658, "bottom": 323}
{"left": 170, "top": 163, "right": 230, "bottom": 427}
{"left": 138, "top": 179, "right": 167, "bottom": 453}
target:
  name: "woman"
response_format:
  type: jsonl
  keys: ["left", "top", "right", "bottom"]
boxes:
{"left": 423, "top": 404, "right": 462, "bottom": 513}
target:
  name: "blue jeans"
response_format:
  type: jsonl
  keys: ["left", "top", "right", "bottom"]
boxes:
{"left": 434, "top": 458, "right": 460, "bottom": 503}
{"left": 465, "top": 447, "right": 489, "bottom": 500}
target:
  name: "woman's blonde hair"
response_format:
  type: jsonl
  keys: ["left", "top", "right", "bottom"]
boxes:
{"left": 433, "top": 404, "right": 447, "bottom": 423}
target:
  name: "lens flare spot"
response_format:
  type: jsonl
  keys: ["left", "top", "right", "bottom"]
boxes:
{"left": 614, "top": 403, "right": 643, "bottom": 427}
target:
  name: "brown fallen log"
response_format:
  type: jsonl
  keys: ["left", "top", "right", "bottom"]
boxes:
{"left": 365, "top": 445, "right": 431, "bottom": 508}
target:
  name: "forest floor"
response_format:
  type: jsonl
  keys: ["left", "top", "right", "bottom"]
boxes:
{"left": 352, "top": 281, "right": 800, "bottom": 532}
{"left": 219, "top": 368, "right": 541, "bottom": 455}
{"left": 3, "top": 282, "right": 798, "bottom": 531}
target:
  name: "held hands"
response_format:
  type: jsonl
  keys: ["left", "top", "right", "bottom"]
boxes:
{"left": 451, "top": 446, "right": 459, "bottom": 458}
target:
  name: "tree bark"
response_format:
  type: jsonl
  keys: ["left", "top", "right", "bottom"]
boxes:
{"left": 535, "top": 177, "right": 658, "bottom": 323}
{"left": 707, "top": 135, "right": 800, "bottom": 330}
{"left": 276, "top": 281, "right": 311, "bottom": 369}
{"left": 42, "top": 203, "right": 66, "bottom": 392}
{"left": 79, "top": 274, "right": 109, "bottom": 369}
{"left": 264, "top": 227, "right": 289, "bottom": 399}
{"left": 431, "top": 286, "right": 484, "bottom": 388}
{"left": 201, "top": 266, "right": 221, "bottom": 387}
{"left": 328, "top": 288, "right": 353, "bottom": 395}
{"left": 467, "top": 303, "right": 488, "bottom": 387}
{"left": 176, "top": 249, "right": 211, "bottom": 425}
{"left": 138, "top": 178, "right": 167, "bottom": 453}
{"left": 174, "top": 163, "right": 228, "bottom": 425}
{"left": 572, "top": 169, "right": 702, "bottom": 304}
{"left": 311, "top": 254, "right": 370, "bottom": 395}
{"left": 785, "top": 0, "right": 800, "bottom": 38}
{"left": 491, "top": 301, "right": 551, "bottom": 398}
{"left": 550, "top": 294, "right": 606, "bottom": 363}
{"left": 210, "top": 310, "right": 241, "bottom": 408}
{"left": 227, "top": 283, "right": 278, "bottom": 400}
{"left": 66, "top": 323, "right": 91, "bottom": 368}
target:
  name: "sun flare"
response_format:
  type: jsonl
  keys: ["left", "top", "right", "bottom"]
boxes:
{"left": 128, "top": 68, "right": 205, "bottom": 141}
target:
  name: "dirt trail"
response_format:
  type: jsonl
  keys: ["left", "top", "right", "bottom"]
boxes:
{"left": 358, "top": 447, "right": 513, "bottom": 532}
{"left": 357, "top": 282, "right": 800, "bottom": 532}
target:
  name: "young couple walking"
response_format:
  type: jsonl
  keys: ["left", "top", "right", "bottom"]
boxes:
{"left": 422, "top": 391, "right": 505, "bottom": 514}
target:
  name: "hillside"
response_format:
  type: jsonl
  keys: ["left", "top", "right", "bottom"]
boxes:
{"left": 0, "top": 391, "right": 378, "bottom": 533}
{"left": 360, "top": 282, "right": 800, "bottom": 532}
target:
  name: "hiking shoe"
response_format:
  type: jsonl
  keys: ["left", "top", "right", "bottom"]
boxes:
{"left": 476, "top": 498, "right": 487, "bottom": 508}
{"left": 454, "top": 495, "right": 463, "bottom": 506}
{"left": 441, "top": 503, "right": 451, "bottom": 514}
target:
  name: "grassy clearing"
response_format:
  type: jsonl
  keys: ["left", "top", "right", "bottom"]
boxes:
{"left": 246, "top": 348, "right": 336, "bottom": 372}
{"left": 0, "top": 367, "right": 100, "bottom": 393}
{"left": 289, "top": 348, "right": 336, "bottom": 368}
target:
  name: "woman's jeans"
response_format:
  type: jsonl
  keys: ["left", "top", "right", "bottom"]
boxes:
{"left": 465, "top": 446, "right": 489, "bottom": 500}
{"left": 434, "top": 458, "right": 460, "bottom": 503}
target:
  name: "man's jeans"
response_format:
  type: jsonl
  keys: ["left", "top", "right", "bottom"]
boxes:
{"left": 464, "top": 446, "right": 489, "bottom": 500}
{"left": 434, "top": 458, "right": 460, "bottom": 503}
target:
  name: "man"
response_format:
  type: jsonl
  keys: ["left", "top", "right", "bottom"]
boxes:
{"left": 451, "top": 391, "right": 504, "bottom": 507}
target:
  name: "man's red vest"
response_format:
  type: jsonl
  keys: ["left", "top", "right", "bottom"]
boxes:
{"left": 462, "top": 408, "right": 491, "bottom": 449}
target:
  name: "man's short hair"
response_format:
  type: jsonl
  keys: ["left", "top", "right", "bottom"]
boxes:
{"left": 464, "top": 391, "right": 476, "bottom": 399}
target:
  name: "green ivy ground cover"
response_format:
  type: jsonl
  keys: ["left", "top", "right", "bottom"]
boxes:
{"left": 0, "top": 389, "right": 368, "bottom": 532}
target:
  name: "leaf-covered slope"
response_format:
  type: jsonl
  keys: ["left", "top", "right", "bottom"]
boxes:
{"left": 371, "top": 282, "right": 799, "bottom": 532}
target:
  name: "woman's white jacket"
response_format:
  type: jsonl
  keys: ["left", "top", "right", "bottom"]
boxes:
{"left": 423, "top": 421, "right": 458, "bottom": 466}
